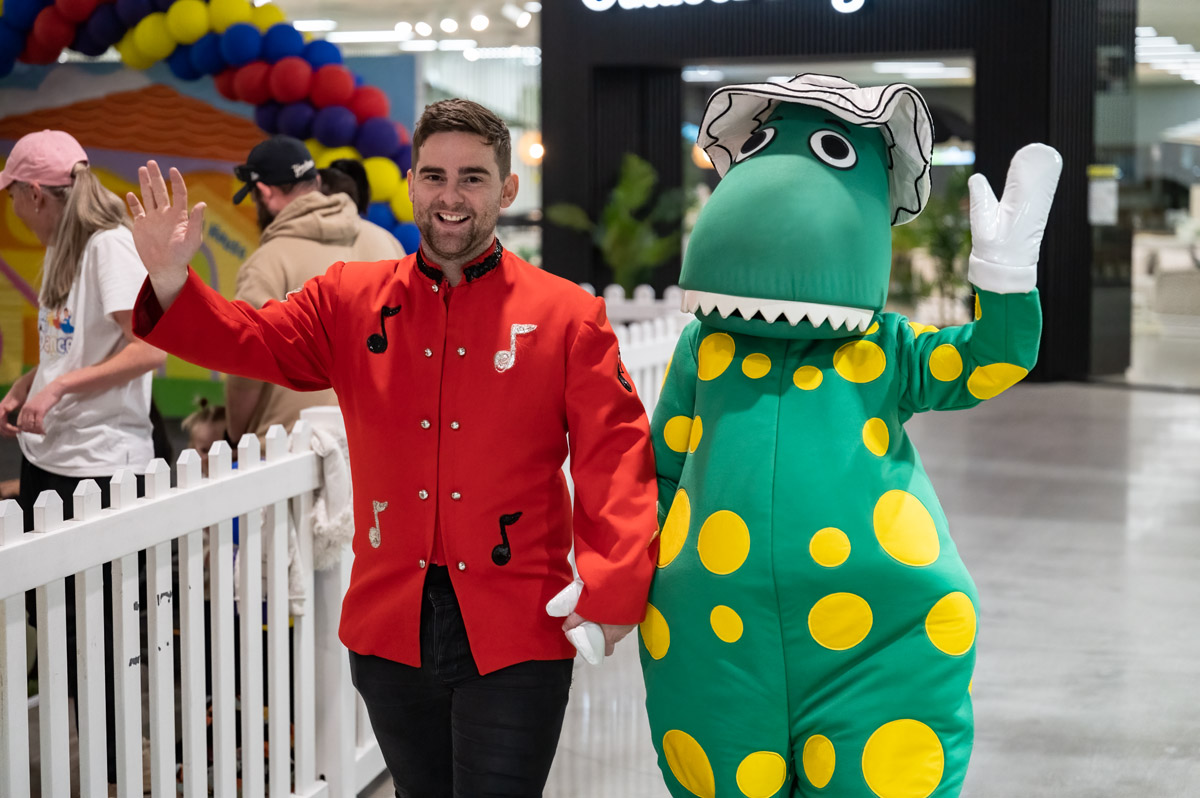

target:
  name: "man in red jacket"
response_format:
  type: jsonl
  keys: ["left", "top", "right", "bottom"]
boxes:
{"left": 125, "top": 99, "right": 659, "bottom": 797}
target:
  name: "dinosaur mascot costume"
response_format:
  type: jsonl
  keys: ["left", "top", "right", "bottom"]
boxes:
{"left": 638, "top": 74, "right": 1062, "bottom": 798}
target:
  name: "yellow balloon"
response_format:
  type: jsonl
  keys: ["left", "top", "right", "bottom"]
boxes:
{"left": 316, "top": 146, "right": 360, "bottom": 169}
{"left": 133, "top": 12, "right": 176, "bottom": 62}
{"left": 390, "top": 182, "right": 414, "bottom": 223}
{"left": 250, "top": 2, "right": 286, "bottom": 32}
{"left": 305, "top": 138, "right": 327, "bottom": 162}
{"left": 116, "top": 31, "right": 155, "bottom": 70}
{"left": 166, "top": 0, "right": 210, "bottom": 45}
{"left": 208, "top": 0, "right": 252, "bottom": 33}
{"left": 363, "top": 157, "right": 401, "bottom": 203}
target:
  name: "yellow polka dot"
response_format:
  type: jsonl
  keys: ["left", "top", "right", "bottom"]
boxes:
{"left": 833, "top": 340, "right": 886, "bottom": 383}
{"left": 663, "top": 730, "right": 715, "bottom": 798}
{"left": 640, "top": 603, "right": 670, "bottom": 660}
{"left": 809, "top": 527, "right": 851, "bottom": 568}
{"left": 698, "top": 511, "right": 751, "bottom": 575}
{"left": 968, "top": 680, "right": 973, "bottom": 695}
{"left": 862, "top": 418, "right": 889, "bottom": 457}
{"left": 967, "top": 362, "right": 1028, "bottom": 400}
{"left": 688, "top": 416, "right": 703, "bottom": 453}
{"left": 928, "top": 344, "right": 963, "bottom": 382}
{"left": 736, "top": 751, "right": 787, "bottom": 798}
{"left": 658, "top": 490, "right": 690, "bottom": 568}
{"left": 793, "top": 365, "right": 823, "bottom": 390}
{"left": 865, "top": 321, "right": 880, "bottom": 335}
{"left": 709, "top": 605, "right": 743, "bottom": 643}
{"left": 662, "top": 355, "right": 673, "bottom": 391}
{"left": 861, "top": 720, "right": 944, "bottom": 798}
{"left": 663, "top": 416, "right": 694, "bottom": 453}
{"left": 873, "top": 490, "right": 940, "bottom": 567}
{"left": 802, "top": 735, "right": 836, "bottom": 789}
{"left": 925, "top": 592, "right": 977, "bottom": 656}
{"left": 698, "top": 333, "right": 735, "bottom": 381}
{"left": 742, "top": 353, "right": 772, "bottom": 379}
{"left": 907, "top": 321, "right": 938, "bottom": 337}
{"left": 808, "top": 593, "right": 872, "bottom": 651}
{"left": 974, "top": 294, "right": 981, "bottom": 321}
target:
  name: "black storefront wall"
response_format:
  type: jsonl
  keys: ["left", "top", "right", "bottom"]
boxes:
{"left": 542, "top": 0, "right": 1107, "bottom": 381}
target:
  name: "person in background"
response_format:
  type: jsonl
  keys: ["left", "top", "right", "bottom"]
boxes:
{"left": 126, "top": 98, "right": 658, "bottom": 798}
{"left": 328, "top": 157, "right": 371, "bottom": 215}
{"left": 225, "top": 136, "right": 405, "bottom": 442}
{"left": 0, "top": 128, "right": 166, "bottom": 787}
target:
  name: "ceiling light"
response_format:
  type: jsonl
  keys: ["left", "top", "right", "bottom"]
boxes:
{"left": 904, "top": 67, "right": 973, "bottom": 79}
{"left": 682, "top": 67, "right": 725, "bottom": 82}
{"left": 328, "top": 30, "right": 416, "bottom": 43}
{"left": 294, "top": 19, "right": 338, "bottom": 32}
{"left": 873, "top": 61, "right": 944, "bottom": 73}
{"left": 415, "top": 21, "right": 433, "bottom": 36}
{"left": 464, "top": 49, "right": 481, "bottom": 61}
{"left": 400, "top": 40, "right": 438, "bottom": 51}
{"left": 525, "top": 2, "right": 542, "bottom": 12}
{"left": 440, "top": 18, "right": 458, "bottom": 33}
{"left": 471, "top": 15, "right": 489, "bottom": 31}
{"left": 395, "top": 22, "right": 413, "bottom": 35}
{"left": 502, "top": 3, "right": 533, "bottom": 28}
{"left": 438, "top": 39, "right": 478, "bottom": 50}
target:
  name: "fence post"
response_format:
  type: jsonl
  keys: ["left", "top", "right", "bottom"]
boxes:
{"left": 71, "top": 480, "right": 107, "bottom": 798}
{"left": 0, "top": 500, "right": 29, "bottom": 798}
{"left": 109, "top": 469, "right": 142, "bottom": 798}
{"left": 314, "top": 553, "right": 355, "bottom": 798}
{"left": 264, "top": 425, "right": 291, "bottom": 798}
{"left": 175, "top": 449, "right": 207, "bottom": 798}
{"left": 237, "top": 433, "right": 266, "bottom": 797}
{"left": 32, "top": 490, "right": 68, "bottom": 798}
{"left": 289, "top": 420, "right": 318, "bottom": 794}
{"left": 143, "top": 459, "right": 177, "bottom": 797}
{"left": 207, "top": 440, "right": 238, "bottom": 798}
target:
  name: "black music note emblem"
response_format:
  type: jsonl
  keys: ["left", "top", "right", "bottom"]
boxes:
{"left": 367, "top": 305, "right": 401, "bottom": 353}
{"left": 492, "top": 512, "right": 523, "bottom": 566}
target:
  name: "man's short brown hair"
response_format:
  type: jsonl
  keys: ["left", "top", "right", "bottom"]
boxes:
{"left": 412, "top": 99, "right": 512, "bottom": 177}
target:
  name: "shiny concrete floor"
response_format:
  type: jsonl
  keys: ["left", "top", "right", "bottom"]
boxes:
{"left": 362, "top": 382, "right": 1200, "bottom": 798}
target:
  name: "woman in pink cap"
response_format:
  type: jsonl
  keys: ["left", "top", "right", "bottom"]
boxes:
{"left": 0, "top": 129, "right": 165, "bottom": 783}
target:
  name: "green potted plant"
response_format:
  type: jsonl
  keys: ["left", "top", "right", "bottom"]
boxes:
{"left": 546, "top": 153, "right": 684, "bottom": 296}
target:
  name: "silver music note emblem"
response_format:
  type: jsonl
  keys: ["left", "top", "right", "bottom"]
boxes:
{"left": 368, "top": 500, "right": 388, "bottom": 549}
{"left": 494, "top": 324, "right": 537, "bottom": 372}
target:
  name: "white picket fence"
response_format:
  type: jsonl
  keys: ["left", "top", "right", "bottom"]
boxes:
{"left": 0, "top": 303, "right": 683, "bottom": 798}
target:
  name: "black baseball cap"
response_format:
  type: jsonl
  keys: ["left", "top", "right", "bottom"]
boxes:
{"left": 232, "top": 136, "right": 318, "bottom": 204}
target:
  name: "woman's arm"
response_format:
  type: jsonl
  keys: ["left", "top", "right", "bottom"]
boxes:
{"left": 0, "top": 367, "right": 38, "bottom": 438}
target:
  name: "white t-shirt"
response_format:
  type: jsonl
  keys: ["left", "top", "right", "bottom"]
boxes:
{"left": 19, "top": 226, "right": 155, "bottom": 478}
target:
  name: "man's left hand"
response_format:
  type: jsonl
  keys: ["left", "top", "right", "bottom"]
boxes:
{"left": 562, "top": 612, "right": 636, "bottom": 658}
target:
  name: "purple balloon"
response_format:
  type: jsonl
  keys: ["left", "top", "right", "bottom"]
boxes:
{"left": 277, "top": 101, "right": 316, "bottom": 139}
{"left": 84, "top": 5, "right": 125, "bottom": 49}
{"left": 71, "top": 27, "right": 109, "bottom": 58}
{"left": 392, "top": 143, "right": 413, "bottom": 175}
{"left": 254, "top": 102, "right": 282, "bottom": 134}
{"left": 312, "top": 105, "right": 358, "bottom": 148}
{"left": 114, "top": 0, "right": 153, "bottom": 29}
{"left": 354, "top": 117, "right": 400, "bottom": 160}
{"left": 218, "top": 22, "right": 261, "bottom": 68}
{"left": 151, "top": 0, "right": 173, "bottom": 10}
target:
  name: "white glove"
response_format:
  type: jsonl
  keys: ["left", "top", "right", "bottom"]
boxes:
{"left": 967, "top": 143, "right": 1063, "bottom": 294}
{"left": 546, "top": 579, "right": 606, "bottom": 666}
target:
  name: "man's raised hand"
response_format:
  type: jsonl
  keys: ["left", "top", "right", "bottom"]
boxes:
{"left": 125, "top": 160, "right": 206, "bottom": 307}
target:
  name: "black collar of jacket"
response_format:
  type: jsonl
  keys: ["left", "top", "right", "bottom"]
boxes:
{"left": 416, "top": 240, "right": 504, "bottom": 285}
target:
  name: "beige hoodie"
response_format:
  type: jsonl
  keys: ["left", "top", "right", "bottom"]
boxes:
{"left": 229, "top": 190, "right": 406, "bottom": 438}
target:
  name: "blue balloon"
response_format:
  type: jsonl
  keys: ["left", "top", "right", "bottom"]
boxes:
{"left": 1, "top": 0, "right": 44, "bottom": 33}
{"left": 277, "top": 101, "right": 315, "bottom": 139}
{"left": 114, "top": 0, "right": 153, "bottom": 29}
{"left": 393, "top": 222, "right": 420, "bottom": 255}
{"left": 189, "top": 32, "right": 226, "bottom": 76}
{"left": 366, "top": 202, "right": 397, "bottom": 230}
{"left": 354, "top": 116, "right": 400, "bottom": 160}
{"left": 218, "top": 22, "right": 261, "bottom": 67}
{"left": 260, "top": 23, "right": 302, "bottom": 62}
{"left": 353, "top": 72, "right": 364, "bottom": 86}
{"left": 0, "top": 52, "right": 15, "bottom": 79}
{"left": 254, "top": 102, "right": 282, "bottom": 134}
{"left": 312, "top": 105, "right": 357, "bottom": 148}
{"left": 167, "top": 45, "right": 202, "bottom": 80}
{"left": 393, "top": 143, "right": 412, "bottom": 175}
{"left": 0, "top": 20, "right": 25, "bottom": 59}
{"left": 302, "top": 39, "right": 341, "bottom": 69}
{"left": 71, "top": 27, "right": 109, "bottom": 58}
{"left": 85, "top": 5, "right": 125, "bottom": 48}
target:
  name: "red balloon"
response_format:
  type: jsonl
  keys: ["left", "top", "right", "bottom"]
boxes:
{"left": 269, "top": 56, "right": 313, "bottom": 105}
{"left": 309, "top": 64, "right": 355, "bottom": 109}
{"left": 214, "top": 68, "right": 240, "bottom": 101}
{"left": 234, "top": 61, "right": 273, "bottom": 105}
{"left": 348, "top": 86, "right": 389, "bottom": 123}
{"left": 56, "top": 0, "right": 101, "bottom": 24}
{"left": 20, "top": 37, "right": 63, "bottom": 65}
{"left": 394, "top": 122, "right": 411, "bottom": 145}
{"left": 32, "top": 6, "right": 75, "bottom": 52}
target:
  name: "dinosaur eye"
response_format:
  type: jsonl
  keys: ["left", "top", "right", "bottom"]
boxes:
{"left": 809, "top": 130, "right": 857, "bottom": 170}
{"left": 733, "top": 128, "right": 776, "bottom": 163}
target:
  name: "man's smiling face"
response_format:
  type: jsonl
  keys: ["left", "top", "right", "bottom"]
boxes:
{"left": 409, "top": 130, "right": 518, "bottom": 267}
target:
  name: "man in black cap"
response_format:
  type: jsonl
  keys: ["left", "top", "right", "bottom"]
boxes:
{"left": 224, "top": 136, "right": 405, "bottom": 442}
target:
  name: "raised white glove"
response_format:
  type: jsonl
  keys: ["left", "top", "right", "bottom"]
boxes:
{"left": 967, "top": 143, "right": 1063, "bottom": 294}
{"left": 546, "top": 579, "right": 605, "bottom": 666}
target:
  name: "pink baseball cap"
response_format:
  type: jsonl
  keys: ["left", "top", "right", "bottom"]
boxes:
{"left": 0, "top": 130, "right": 89, "bottom": 192}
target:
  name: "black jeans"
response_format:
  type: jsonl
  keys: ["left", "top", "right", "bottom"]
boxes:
{"left": 350, "top": 565, "right": 574, "bottom": 798}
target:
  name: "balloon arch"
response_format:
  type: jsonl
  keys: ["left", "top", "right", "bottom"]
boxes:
{"left": 0, "top": 0, "right": 420, "bottom": 253}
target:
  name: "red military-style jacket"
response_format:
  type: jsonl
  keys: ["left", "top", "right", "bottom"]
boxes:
{"left": 134, "top": 243, "right": 659, "bottom": 674}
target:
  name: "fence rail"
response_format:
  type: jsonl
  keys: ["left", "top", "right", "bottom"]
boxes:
{"left": 0, "top": 300, "right": 683, "bottom": 798}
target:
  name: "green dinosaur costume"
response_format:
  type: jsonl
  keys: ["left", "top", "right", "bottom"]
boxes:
{"left": 639, "top": 74, "right": 1062, "bottom": 798}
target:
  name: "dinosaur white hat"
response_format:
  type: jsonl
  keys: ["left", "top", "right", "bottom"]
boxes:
{"left": 699, "top": 73, "right": 934, "bottom": 225}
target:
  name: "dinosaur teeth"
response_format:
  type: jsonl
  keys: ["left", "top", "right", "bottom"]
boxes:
{"left": 682, "top": 290, "right": 875, "bottom": 332}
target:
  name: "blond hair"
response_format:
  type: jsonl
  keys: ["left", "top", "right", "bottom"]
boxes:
{"left": 38, "top": 162, "right": 130, "bottom": 310}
